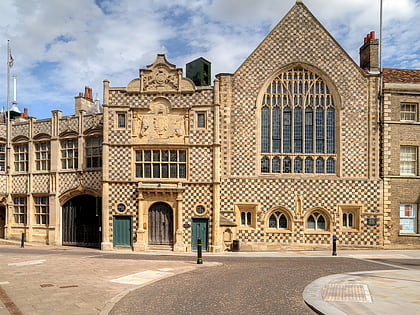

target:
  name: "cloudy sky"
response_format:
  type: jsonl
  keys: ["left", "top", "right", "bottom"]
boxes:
{"left": 0, "top": 0, "right": 419, "bottom": 119}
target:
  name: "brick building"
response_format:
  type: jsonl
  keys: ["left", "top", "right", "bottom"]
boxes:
{"left": 0, "top": 1, "right": 419, "bottom": 250}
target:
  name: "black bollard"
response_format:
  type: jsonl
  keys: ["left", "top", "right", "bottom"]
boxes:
{"left": 197, "top": 238, "right": 203, "bottom": 264}
{"left": 21, "top": 232, "right": 25, "bottom": 248}
{"left": 332, "top": 235, "right": 337, "bottom": 256}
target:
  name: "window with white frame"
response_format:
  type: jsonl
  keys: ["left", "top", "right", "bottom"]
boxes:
{"left": 306, "top": 211, "right": 328, "bottom": 231}
{"left": 0, "top": 143, "right": 5, "bottom": 171}
{"left": 400, "top": 146, "right": 417, "bottom": 176}
{"left": 13, "top": 197, "right": 26, "bottom": 224}
{"left": 240, "top": 211, "right": 252, "bottom": 226}
{"left": 117, "top": 113, "right": 126, "bottom": 128}
{"left": 400, "top": 103, "right": 417, "bottom": 121}
{"left": 197, "top": 112, "right": 206, "bottom": 128}
{"left": 61, "top": 139, "right": 78, "bottom": 169}
{"left": 260, "top": 66, "right": 336, "bottom": 174}
{"left": 400, "top": 204, "right": 417, "bottom": 234}
{"left": 268, "top": 211, "right": 288, "bottom": 229}
{"left": 340, "top": 206, "right": 361, "bottom": 230}
{"left": 14, "top": 144, "right": 28, "bottom": 172}
{"left": 86, "top": 137, "right": 102, "bottom": 168}
{"left": 35, "top": 196, "right": 49, "bottom": 225}
{"left": 35, "top": 142, "right": 51, "bottom": 171}
{"left": 135, "top": 149, "right": 187, "bottom": 178}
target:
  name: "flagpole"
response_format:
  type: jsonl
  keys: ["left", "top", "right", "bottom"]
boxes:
{"left": 6, "top": 40, "right": 11, "bottom": 175}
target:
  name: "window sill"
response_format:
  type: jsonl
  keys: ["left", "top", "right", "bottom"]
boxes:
{"left": 238, "top": 226, "right": 257, "bottom": 230}
{"left": 266, "top": 229, "right": 292, "bottom": 234}
{"left": 399, "top": 233, "right": 420, "bottom": 237}
{"left": 304, "top": 230, "right": 331, "bottom": 235}
{"left": 341, "top": 228, "right": 360, "bottom": 233}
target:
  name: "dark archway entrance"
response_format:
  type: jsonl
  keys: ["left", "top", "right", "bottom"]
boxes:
{"left": 62, "top": 195, "right": 101, "bottom": 248}
{"left": 0, "top": 206, "right": 5, "bottom": 239}
{"left": 148, "top": 202, "right": 173, "bottom": 245}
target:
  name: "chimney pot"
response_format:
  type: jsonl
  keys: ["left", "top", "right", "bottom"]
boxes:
{"left": 370, "top": 31, "right": 375, "bottom": 39}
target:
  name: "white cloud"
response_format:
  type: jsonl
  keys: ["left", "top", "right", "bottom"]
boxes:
{"left": 0, "top": 0, "right": 419, "bottom": 118}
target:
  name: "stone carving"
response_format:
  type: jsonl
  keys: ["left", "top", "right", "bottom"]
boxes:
{"left": 133, "top": 98, "right": 186, "bottom": 143}
{"left": 143, "top": 66, "right": 178, "bottom": 91}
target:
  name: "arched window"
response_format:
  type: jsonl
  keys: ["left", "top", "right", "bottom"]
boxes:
{"left": 260, "top": 66, "right": 337, "bottom": 174}
{"left": 268, "top": 211, "right": 288, "bottom": 229}
{"left": 306, "top": 211, "right": 328, "bottom": 231}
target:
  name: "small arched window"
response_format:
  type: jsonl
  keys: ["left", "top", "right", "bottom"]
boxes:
{"left": 268, "top": 211, "right": 288, "bottom": 229}
{"left": 306, "top": 211, "right": 328, "bottom": 231}
{"left": 260, "top": 66, "right": 337, "bottom": 174}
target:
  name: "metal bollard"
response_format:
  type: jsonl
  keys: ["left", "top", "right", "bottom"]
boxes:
{"left": 197, "top": 238, "right": 203, "bottom": 264}
{"left": 21, "top": 232, "right": 25, "bottom": 248}
{"left": 332, "top": 235, "right": 337, "bottom": 256}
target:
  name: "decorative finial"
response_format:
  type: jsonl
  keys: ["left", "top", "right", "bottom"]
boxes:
{"left": 296, "top": 0, "right": 303, "bottom": 4}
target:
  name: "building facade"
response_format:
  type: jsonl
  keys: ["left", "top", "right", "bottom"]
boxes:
{"left": 1, "top": 1, "right": 419, "bottom": 250}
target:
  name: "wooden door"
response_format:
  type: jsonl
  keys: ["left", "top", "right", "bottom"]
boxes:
{"left": 62, "top": 195, "right": 101, "bottom": 247}
{"left": 113, "top": 216, "right": 132, "bottom": 247}
{"left": 192, "top": 218, "right": 208, "bottom": 251}
{"left": 0, "top": 206, "right": 5, "bottom": 239}
{"left": 148, "top": 202, "right": 173, "bottom": 245}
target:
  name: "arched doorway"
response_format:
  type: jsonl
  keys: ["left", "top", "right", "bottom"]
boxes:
{"left": 62, "top": 195, "right": 101, "bottom": 248}
{"left": 0, "top": 206, "right": 5, "bottom": 239}
{"left": 148, "top": 202, "right": 173, "bottom": 245}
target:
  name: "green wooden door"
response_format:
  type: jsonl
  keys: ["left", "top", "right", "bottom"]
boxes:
{"left": 191, "top": 218, "right": 208, "bottom": 251}
{"left": 113, "top": 216, "right": 132, "bottom": 247}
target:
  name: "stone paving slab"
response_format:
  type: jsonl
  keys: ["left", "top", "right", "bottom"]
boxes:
{"left": 0, "top": 247, "right": 218, "bottom": 315}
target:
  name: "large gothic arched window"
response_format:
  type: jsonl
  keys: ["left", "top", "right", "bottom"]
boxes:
{"left": 260, "top": 66, "right": 337, "bottom": 174}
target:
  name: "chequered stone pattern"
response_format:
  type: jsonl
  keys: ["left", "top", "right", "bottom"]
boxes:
{"left": 58, "top": 173, "right": 79, "bottom": 194}
{"left": 59, "top": 117, "right": 79, "bottom": 134}
{"left": 0, "top": 175, "right": 6, "bottom": 193}
{"left": 108, "top": 89, "right": 213, "bottom": 108}
{"left": 0, "top": 124, "right": 5, "bottom": 138}
{"left": 220, "top": 177, "right": 382, "bottom": 246}
{"left": 82, "top": 171, "right": 102, "bottom": 192}
{"left": 189, "top": 147, "right": 213, "bottom": 182}
{"left": 33, "top": 120, "right": 51, "bottom": 137}
{"left": 227, "top": 3, "right": 377, "bottom": 179}
{"left": 32, "top": 174, "right": 49, "bottom": 193}
{"left": 182, "top": 184, "right": 213, "bottom": 246}
{"left": 108, "top": 111, "right": 132, "bottom": 144}
{"left": 83, "top": 114, "right": 103, "bottom": 133}
{"left": 265, "top": 232, "right": 293, "bottom": 244}
{"left": 109, "top": 146, "right": 132, "bottom": 181}
{"left": 12, "top": 175, "right": 27, "bottom": 194}
{"left": 189, "top": 110, "right": 214, "bottom": 145}
{"left": 108, "top": 182, "right": 138, "bottom": 243}
{"left": 12, "top": 122, "right": 29, "bottom": 139}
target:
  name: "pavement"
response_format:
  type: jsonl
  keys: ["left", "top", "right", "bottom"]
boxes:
{"left": 0, "top": 240, "right": 419, "bottom": 315}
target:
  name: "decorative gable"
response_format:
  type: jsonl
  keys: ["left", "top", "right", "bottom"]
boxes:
{"left": 127, "top": 54, "right": 195, "bottom": 93}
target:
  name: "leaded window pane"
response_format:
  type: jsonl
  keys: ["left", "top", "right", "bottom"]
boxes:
{"left": 316, "top": 107, "right": 324, "bottom": 153}
{"left": 307, "top": 215, "right": 315, "bottom": 230}
{"left": 261, "top": 157, "right": 270, "bottom": 173}
{"left": 279, "top": 214, "right": 287, "bottom": 229}
{"left": 261, "top": 107, "right": 270, "bottom": 153}
{"left": 283, "top": 157, "right": 291, "bottom": 173}
{"left": 326, "top": 158, "right": 335, "bottom": 174}
{"left": 272, "top": 157, "right": 280, "bottom": 173}
{"left": 326, "top": 108, "right": 335, "bottom": 153}
{"left": 305, "top": 107, "right": 313, "bottom": 153}
{"left": 283, "top": 107, "right": 292, "bottom": 153}
{"left": 316, "top": 157, "right": 324, "bottom": 173}
{"left": 294, "top": 158, "right": 302, "bottom": 173}
{"left": 294, "top": 107, "right": 302, "bottom": 153}
{"left": 272, "top": 107, "right": 280, "bottom": 153}
{"left": 305, "top": 158, "right": 313, "bottom": 173}
{"left": 317, "top": 215, "right": 326, "bottom": 230}
{"left": 269, "top": 214, "right": 277, "bottom": 228}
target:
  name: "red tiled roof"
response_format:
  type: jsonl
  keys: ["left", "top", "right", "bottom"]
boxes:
{"left": 383, "top": 68, "right": 420, "bottom": 83}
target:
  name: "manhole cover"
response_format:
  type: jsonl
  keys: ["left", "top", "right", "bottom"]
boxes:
{"left": 323, "top": 283, "right": 372, "bottom": 303}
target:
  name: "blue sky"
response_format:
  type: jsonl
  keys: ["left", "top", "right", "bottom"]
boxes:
{"left": 0, "top": 0, "right": 419, "bottom": 119}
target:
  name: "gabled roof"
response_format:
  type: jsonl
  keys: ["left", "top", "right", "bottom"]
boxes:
{"left": 383, "top": 68, "right": 420, "bottom": 83}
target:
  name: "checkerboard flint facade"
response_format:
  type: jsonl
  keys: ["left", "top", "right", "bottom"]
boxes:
{"left": 1, "top": 1, "right": 419, "bottom": 250}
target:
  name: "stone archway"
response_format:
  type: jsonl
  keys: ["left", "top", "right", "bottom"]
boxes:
{"left": 148, "top": 202, "right": 173, "bottom": 246}
{"left": 62, "top": 195, "right": 101, "bottom": 248}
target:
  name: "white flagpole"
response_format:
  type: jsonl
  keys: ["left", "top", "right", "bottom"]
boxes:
{"left": 6, "top": 40, "right": 11, "bottom": 175}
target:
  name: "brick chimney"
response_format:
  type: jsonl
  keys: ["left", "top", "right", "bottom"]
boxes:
{"left": 359, "top": 31, "right": 379, "bottom": 72}
{"left": 75, "top": 86, "right": 94, "bottom": 115}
